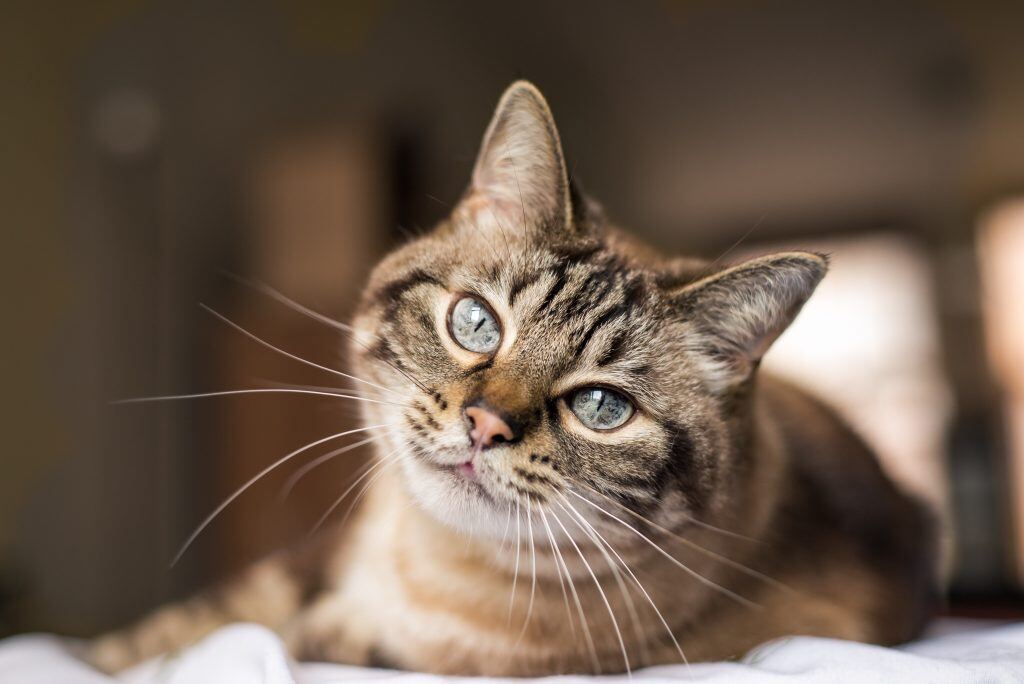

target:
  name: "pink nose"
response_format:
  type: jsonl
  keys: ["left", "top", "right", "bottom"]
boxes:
{"left": 465, "top": 406, "right": 515, "bottom": 449}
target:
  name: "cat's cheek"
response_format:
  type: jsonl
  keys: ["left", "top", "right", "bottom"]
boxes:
{"left": 349, "top": 314, "right": 379, "bottom": 351}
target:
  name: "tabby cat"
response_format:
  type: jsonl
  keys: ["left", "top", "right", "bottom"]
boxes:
{"left": 90, "top": 81, "right": 937, "bottom": 675}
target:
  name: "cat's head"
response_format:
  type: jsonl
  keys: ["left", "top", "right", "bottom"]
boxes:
{"left": 351, "top": 81, "right": 826, "bottom": 537}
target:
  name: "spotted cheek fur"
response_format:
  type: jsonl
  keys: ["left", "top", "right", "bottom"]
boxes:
{"left": 399, "top": 386, "right": 470, "bottom": 461}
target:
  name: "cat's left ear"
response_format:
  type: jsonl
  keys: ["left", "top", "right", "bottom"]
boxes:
{"left": 670, "top": 252, "right": 828, "bottom": 394}
{"left": 459, "top": 81, "right": 575, "bottom": 236}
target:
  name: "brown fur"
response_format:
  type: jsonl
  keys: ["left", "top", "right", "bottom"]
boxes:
{"left": 88, "top": 81, "right": 937, "bottom": 675}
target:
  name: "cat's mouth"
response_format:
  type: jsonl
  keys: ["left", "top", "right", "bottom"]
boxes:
{"left": 422, "top": 455, "right": 498, "bottom": 504}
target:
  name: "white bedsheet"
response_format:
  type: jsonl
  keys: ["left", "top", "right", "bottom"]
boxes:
{"left": 2, "top": 620, "right": 1023, "bottom": 683}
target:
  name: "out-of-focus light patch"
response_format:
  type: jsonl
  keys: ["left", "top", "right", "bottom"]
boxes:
{"left": 978, "top": 198, "right": 1024, "bottom": 580}
{"left": 91, "top": 89, "right": 161, "bottom": 158}
{"left": 754, "top": 234, "right": 952, "bottom": 512}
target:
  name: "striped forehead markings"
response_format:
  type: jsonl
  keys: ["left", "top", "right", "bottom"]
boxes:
{"left": 507, "top": 270, "right": 545, "bottom": 307}
{"left": 535, "top": 261, "right": 571, "bottom": 314}
{"left": 370, "top": 268, "right": 444, "bottom": 312}
{"left": 512, "top": 258, "right": 648, "bottom": 366}
{"left": 573, "top": 299, "right": 633, "bottom": 359}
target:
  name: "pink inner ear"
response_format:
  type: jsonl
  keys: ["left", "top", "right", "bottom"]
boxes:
{"left": 746, "top": 302, "right": 803, "bottom": 362}
{"left": 747, "top": 325, "right": 783, "bottom": 363}
{"left": 457, "top": 187, "right": 526, "bottom": 233}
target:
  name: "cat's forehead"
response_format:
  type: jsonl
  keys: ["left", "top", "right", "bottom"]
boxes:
{"left": 450, "top": 246, "right": 669, "bottom": 370}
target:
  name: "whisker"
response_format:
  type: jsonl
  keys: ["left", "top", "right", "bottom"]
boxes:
{"left": 508, "top": 498, "right": 522, "bottom": 624}
{"left": 515, "top": 496, "right": 538, "bottom": 645}
{"left": 463, "top": 217, "right": 505, "bottom": 264}
{"left": 499, "top": 500, "right": 513, "bottom": 556}
{"left": 483, "top": 203, "right": 514, "bottom": 264}
{"left": 311, "top": 447, "right": 403, "bottom": 534}
{"left": 550, "top": 504, "right": 631, "bottom": 677}
{"left": 220, "top": 275, "right": 433, "bottom": 395}
{"left": 334, "top": 454, "right": 403, "bottom": 531}
{"left": 539, "top": 504, "right": 577, "bottom": 640}
{"left": 695, "top": 212, "right": 768, "bottom": 280}
{"left": 567, "top": 490, "right": 760, "bottom": 610}
{"left": 555, "top": 497, "right": 648, "bottom": 666}
{"left": 539, "top": 505, "right": 599, "bottom": 673}
{"left": 279, "top": 434, "right": 383, "bottom": 500}
{"left": 200, "top": 304, "right": 405, "bottom": 399}
{"left": 558, "top": 495, "right": 689, "bottom": 669}
{"left": 260, "top": 379, "right": 393, "bottom": 403}
{"left": 424, "top": 193, "right": 449, "bottom": 208}
{"left": 112, "top": 388, "right": 404, "bottom": 408}
{"left": 581, "top": 485, "right": 786, "bottom": 591}
{"left": 221, "top": 272, "right": 357, "bottom": 333}
{"left": 170, "top": 423, "right": 391, "bottom": 566}
{"left": 509, "top": 157, "right": 532, "bottom": 254}
{"left": 682, "top": 515, "right": 764, "bottom": 545}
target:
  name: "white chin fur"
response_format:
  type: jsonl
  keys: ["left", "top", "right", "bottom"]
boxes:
{"left": 398, "top": 457, "right": 515, "bottom": 538}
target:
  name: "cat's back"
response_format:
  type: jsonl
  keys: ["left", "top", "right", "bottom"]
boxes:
{"left": 758, "top": 375, "right": 939, "bottom": 644}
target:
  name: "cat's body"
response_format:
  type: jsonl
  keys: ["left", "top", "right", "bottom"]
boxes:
{"left": 89, "top": 82, "right": 937, "bottom": 675}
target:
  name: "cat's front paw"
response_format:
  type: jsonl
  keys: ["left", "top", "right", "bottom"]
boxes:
{"left": 85, "top": 633, "right": 137, "bottom": 674}
{"left": 284, "top": 617, "right": 374, "bottom": 665}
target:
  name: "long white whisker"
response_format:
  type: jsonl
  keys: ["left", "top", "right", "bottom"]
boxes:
{"left": 555, "top": 497, "right": 647, "bottom": 666}
{"left": 112, "top": 388, "right": 404, "bottom": 408}
{"left": 568, "top": 490, "right": 760, "bottom": 610}
{"left": 550, "top": 505, "right": 631, "bottom": 677}
{"left": 558, "top": 495, "right": 689, "bottom": 668}
{"left": 581, "top": 485, "right": 786, "bottom": 592}
{"left": 515, "top": 496, "right": 538, "bottom": 644}
{"left": 539, "top": 505, "right": 598, "bottom": 673}
{"left": 499, "top": 500, "right": 513, "bottom": 555}
{"left": 334, "top": 454, "right": 404, "bottom": 531}
{"left": 311, "top": 447, "right": 403, "bottom": 533}
{"left": 223, "top": 276, "right": 432, "bottom": 395}
{"left": 200, "top": 304, "right": 404, "bottom": 399}
{"left": 540, "top": 503, "right": 577, "bottom": 639}
{"left": 280, "top": 435, "right": 383, "bottom": 499}
{"left": 683, "top": 515, "right": 764, "bottom": 544}
{"left": 508, "top": 498, "right": 522, "bottom": 624}
{"left": 224, "top": 273, "right": 357, "bottom": 333}
{"left": 261, "top": 379, "right": 393, "bottom": 403}
{"left": 171, "top": 423, "right": 391, "bottom": 566}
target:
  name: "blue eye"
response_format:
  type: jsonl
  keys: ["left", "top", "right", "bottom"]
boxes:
{"left": 570, "top": 387, "right": 634, "bottom": 431}
{"left": 448, "top": 296, "right": 501, "bottom": 353}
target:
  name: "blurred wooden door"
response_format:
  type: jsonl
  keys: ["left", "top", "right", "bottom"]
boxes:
{"left": 209, "top": 124, "right": 390, "bottom": 574}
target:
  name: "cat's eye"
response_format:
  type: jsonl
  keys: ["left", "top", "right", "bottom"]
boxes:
{"left": 448, "top": 296, "right": 502, "bottom": 354}
{"left": 569, "top": 387, "right": 634, "bottom": 431}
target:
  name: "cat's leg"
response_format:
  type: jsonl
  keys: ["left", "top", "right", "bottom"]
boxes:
{"left": 86, "top": 550, "right": 319, "bottom": 673}
{"left": 280, "top": 590, "right": 380, "bottom": 666}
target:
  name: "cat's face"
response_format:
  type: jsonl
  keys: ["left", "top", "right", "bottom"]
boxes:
{"left": 351, "top": 82, "right": 826, "bottom": 538}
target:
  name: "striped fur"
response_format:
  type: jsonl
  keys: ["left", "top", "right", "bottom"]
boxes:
{"left": 89, "top": 82, "right": 937, "bottom": 675}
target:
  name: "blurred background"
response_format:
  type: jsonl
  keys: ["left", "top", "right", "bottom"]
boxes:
{"left": 4, "top": 0, "right": 1024, "bottom": 638}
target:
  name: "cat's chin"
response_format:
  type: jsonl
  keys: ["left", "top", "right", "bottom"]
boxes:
{"left": 397, "top": 454, "right": 515, "bottom": 538}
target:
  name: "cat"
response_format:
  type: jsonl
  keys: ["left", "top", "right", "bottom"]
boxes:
{"left": 88, "top": 81, "right": 938, "bottom": 675}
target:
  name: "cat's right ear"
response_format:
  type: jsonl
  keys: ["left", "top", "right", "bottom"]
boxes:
{"left": 455, "top": 81, "right": 575, "bottom": 238}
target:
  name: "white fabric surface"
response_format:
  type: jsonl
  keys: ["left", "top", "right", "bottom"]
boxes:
{"left": 2, "top": 620, "right": 1023, "bottom": 683}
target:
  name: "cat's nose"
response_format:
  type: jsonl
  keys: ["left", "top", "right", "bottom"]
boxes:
{"left": 465, "top": 405, "right": 515, "bottom": 450}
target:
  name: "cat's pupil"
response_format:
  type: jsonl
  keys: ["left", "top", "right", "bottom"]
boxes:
{"left": 570, "top": 388, "right": 633, "bottom": 430}
{"left": 449, "top": 296, "right": 501, "bottom": 353}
